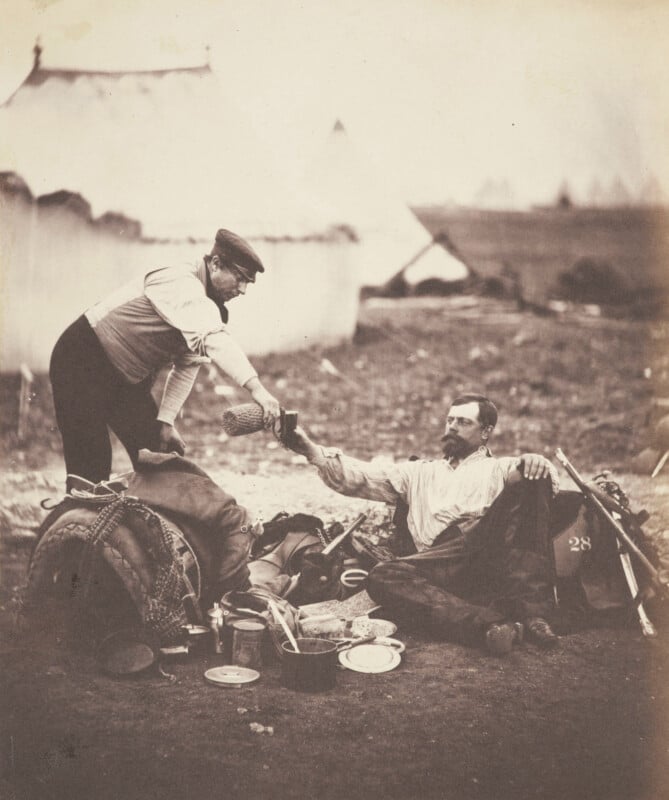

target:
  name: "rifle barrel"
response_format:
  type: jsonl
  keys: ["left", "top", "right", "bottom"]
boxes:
{"left": 555, "top": 449, "right": 664, "bottom": 591}
{"left": 321, "top": 513, "right": 367, "bottom": 556}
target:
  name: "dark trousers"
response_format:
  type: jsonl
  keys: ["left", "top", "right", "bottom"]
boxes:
{"left": 367, "top": 476, "right": 554, "bottom": 647}
{"left": 49, "top": 315, "right": 161, "bottom": 489}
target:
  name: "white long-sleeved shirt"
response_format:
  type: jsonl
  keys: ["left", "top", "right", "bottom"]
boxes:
{"left": 309, "top": 445, "right": 560, "bottom": 551}
{"left": 85, "top": 259, "right": 257, "bottom": 423}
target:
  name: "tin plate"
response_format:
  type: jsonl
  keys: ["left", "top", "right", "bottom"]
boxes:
{"left": 204, "top": 666, "right": 260, "bottom": 687}
{"left": 338, "top": 644, "right": 401, "bottom": 673}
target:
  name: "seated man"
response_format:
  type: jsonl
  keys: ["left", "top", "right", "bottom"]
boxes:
{"left": 287, "top": 392, "right": 561, "bottom": 655}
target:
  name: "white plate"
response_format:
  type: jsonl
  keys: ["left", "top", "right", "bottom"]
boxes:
{"left": 204, "top": 666, "right": 260, "bottom": 687}
{"left": 338, "top": 643, "right": 401, "bottom": 673}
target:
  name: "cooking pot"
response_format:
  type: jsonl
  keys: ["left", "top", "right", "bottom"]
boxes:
{"left": 280, "top": 637, "right": 338, "bottom": 692}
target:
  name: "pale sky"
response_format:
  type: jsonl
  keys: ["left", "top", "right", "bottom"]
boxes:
{"left": 1, "top": 0, "right": 668, "bottom": 206}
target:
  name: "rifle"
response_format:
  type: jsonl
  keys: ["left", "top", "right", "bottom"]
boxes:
{"left": 321, "top": 513, "right": 367, "bottom": 556}
{"left": 555, "top": 448, "right": 666, "bottom": 637}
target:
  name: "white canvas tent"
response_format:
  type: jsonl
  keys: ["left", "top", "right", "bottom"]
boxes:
{"left": 0, "top": 52, "right": 359, "bottom": 371}
{"left": 0, "top": 53, "right": 336, "bottom": 241}
{"left": 302, "top": 120, "right": 469, "bottom": 289}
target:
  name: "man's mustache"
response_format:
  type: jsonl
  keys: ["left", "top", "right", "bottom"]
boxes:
{"left": 441, "top": 433, "right": 465, "bottom": 456}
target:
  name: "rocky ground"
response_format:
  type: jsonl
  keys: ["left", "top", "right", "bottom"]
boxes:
{"left": 1, "top": 296, "right": 669, "bottom": 800}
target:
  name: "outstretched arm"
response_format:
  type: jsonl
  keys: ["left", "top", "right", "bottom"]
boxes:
{"left": 145, "top": 267, "right": 280, "bottom": 428}
{"left": 242, "top": 376, "right": 281, "bottom": 429}
{"left": 284, "top": 425, "right": 321, "bottom": 460}
{"left": 286, "top": 426, "right": 406, "bottom": 504}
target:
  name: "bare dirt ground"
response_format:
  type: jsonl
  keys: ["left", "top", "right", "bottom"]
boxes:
{"left": 2, "top": 296, "right": 669, "bottom": 800}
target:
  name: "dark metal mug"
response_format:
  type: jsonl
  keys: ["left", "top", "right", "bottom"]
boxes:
{"left": 280, "top": 637, "right": 338, "bottom": 692}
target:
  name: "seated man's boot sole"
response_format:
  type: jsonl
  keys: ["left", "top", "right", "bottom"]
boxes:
{"left": 485, "top": 622, "right": 524, "bottom": 656}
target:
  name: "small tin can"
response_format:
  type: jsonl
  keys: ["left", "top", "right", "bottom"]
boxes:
{"left": 231, "top": 619, "right": 267, "bottom": 670}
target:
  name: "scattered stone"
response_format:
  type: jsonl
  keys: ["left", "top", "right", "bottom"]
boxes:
{"left": 249, "top": 723, "right": 274, "bottom": 735}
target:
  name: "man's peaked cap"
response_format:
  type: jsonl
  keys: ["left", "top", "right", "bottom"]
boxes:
{"left": 215, "top": 228, "right": 265, "bottom": 282}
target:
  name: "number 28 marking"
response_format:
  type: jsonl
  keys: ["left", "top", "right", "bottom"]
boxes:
{"left": 569, "top": 535, "right": 592, "bottom": 552}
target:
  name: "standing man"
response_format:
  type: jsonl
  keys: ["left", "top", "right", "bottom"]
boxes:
{"left": 50, "top": 228, "right": 280, "bottom": 490}
{"left": 286, "top": 393, "right": 561, "bottom": 655}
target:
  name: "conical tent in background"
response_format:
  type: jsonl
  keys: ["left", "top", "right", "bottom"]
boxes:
{"left": 302, "top": 120, "right": 469, "bottom": 288}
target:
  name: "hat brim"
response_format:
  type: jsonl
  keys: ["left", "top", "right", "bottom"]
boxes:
{"left": 230, "top": 261, "right": 258, "bottom": 283}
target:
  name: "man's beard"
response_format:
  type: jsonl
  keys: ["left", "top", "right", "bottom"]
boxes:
{"left": 442, "top": 434, "right": 475, "bottom": 460}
